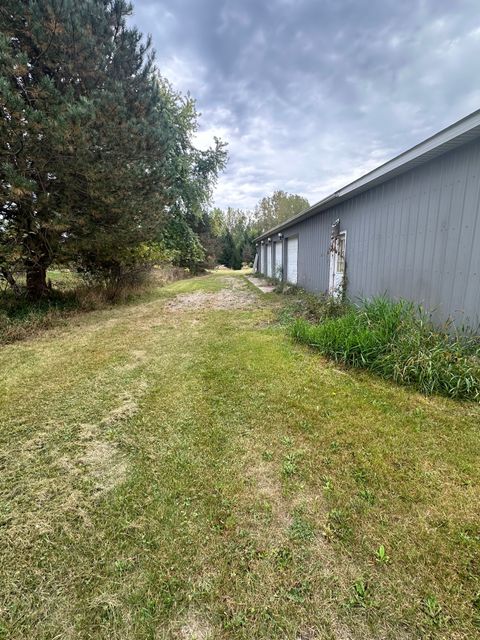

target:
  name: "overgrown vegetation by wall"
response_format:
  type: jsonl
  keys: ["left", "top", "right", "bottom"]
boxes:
{"left": 289, "top": 296, "right": 480, "bottom": 401}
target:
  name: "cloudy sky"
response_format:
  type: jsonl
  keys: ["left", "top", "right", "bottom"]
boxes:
{"left": 131, "top": 0, "right": 480, "bottom": 210}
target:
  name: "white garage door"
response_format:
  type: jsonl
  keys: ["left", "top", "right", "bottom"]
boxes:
{"left": 286, "top": 237, "right": 298, "bottom": 284}
{"left": 274, "top": 242, "right": 283, "bottom": 279}
{"left": 266, "top": 243, "right": 273, "bottom": 277}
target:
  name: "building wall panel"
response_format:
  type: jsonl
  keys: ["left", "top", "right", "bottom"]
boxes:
{"left": 280, "top": 138, "right": 480, "bottom": 327}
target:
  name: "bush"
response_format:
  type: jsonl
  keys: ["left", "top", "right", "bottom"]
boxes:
{"left": 291, "top": 297, "right": 480, "bottom": 401}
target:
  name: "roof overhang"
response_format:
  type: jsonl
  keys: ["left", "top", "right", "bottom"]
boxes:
{"left": 255, "top": 108, "right": 480, "bottom": 241}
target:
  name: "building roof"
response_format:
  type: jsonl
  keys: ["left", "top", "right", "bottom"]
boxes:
{"left": 255, "top": 108, "right": 480, "bottom": 242}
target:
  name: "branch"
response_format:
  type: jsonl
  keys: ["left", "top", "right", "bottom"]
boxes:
{"left": 0, "top": 267, "right": 21, "bottom": 296}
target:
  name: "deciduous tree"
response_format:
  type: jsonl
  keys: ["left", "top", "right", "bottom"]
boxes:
{"left": 254, "top": 190, "right": 309, "bottom": 233}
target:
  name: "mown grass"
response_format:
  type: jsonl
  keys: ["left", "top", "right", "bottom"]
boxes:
{"left": 0, "top": 273, "right": 479, "bottom": 639}
{"left": 291, "top": 297, "right": 480, "bottom": 401}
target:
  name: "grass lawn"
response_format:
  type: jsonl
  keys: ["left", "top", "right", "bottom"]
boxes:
{"left": 0, "top": 271, "right": 479, "bottom": 639}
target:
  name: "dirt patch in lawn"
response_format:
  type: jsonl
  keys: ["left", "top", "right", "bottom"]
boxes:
{"left": 174, "top": 610, "right": 213, "bottom": 640}
{"left": 75, "top": 384, "right": 149, "bottom": 492}
{"left": 116, "top": 349, "right": 148, "bottom": 372}
{"left": 247, "top": 459, "right": 292, "bottom": 539}
{"left": 166, "top": 279, "right": 257, "bottom": 312}
{"left": 79, "top": 439, "right": 127, "bottom": 494}
{"left": 101, "top": 393, "right": 139, "bottom": 426}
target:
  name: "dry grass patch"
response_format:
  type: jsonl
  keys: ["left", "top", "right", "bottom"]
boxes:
{"left": 165, "top": 276, "right": 257, "bottom": 312}
{"left": 171, "top": 610, "right": 214, "bottom": 640}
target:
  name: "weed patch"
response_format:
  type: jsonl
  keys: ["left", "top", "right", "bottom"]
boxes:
{"left": 291, "top": 296, "right": 480, "bottom": 400}
{"left": 347, "top": 579, "right": 372, "bottom": 609}
{"left": 278, "top": 286, "right": 349, "bottom": 324}
{"left": 289, "top": 512, "right": 315, "bottom": 543}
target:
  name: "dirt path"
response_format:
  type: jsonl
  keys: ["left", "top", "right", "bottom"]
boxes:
{"left": 165, "top": 276, "right": 258, "bottom": 311}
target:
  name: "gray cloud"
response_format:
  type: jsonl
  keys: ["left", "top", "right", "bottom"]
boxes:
{"left": 131, "top": 0, "right": 480, "bottom": 209}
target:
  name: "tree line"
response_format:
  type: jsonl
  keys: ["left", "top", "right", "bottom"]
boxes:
{"left": 202, "top": 190, "right": 310, "bottom": 271}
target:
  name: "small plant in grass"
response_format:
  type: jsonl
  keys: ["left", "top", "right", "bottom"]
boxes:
{"left": 459, "top": 531, "right": 471, "bottom": 544}
{"left": 322, "top": 476, "right": 333, "bottom": 493}
{"left": 352, "top": 467, "right": 369, "bottom": 485}
{"left": 158, "top": 577, "right": 184, "bottom": 612}
{"left": 286, "top": 580, "right": 312, "bottom": 604}
{"left": 222, "top": 612, "right": 247, "bottom": 630}
{"left": 282, "top": 449, "right": 304, "bottom": 478}
{"left": 273, "top": 546, "right": 293, "bottom": 569}
{"left": 322, "top": 454, "right": 332, "bottom": 467}
{"left": 324, "top": 508, "right": 351, "bottom": 541}
{"left": 139, "top": 600, "right": 157, "bottom": 622}
{"left": 114, "top": 558, "right": 135, "bottom": 574}
{"left": 262, "top": 450, "right": 274, "bottom": 461}
{"left": 299, "top": 419, "right": 313, "bottom": 433}
{"left": 329, "top": 440, "right": 340, "bottom": 452}
{"left": 359, "top": 488, "right": 375, "bottom": 505}
{"left": 375, "top": 545, "right": 390, "bottom": 564}
{"left": 282, "top": 453, "right": 298, "bottom": 477}
{"left": 289, "top": 513, "right": 315, "bottom": 542}
{"left": 348, "top": 579, "right": 371, "bottom": 609}
{"left": 423, "top": 595, "right": 445, "bottom": 627}
{"left": 457, "top": 526, "right": 480, "bottom": 544}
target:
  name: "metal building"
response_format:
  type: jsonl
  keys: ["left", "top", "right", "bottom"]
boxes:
{"left": 255, "top": 109, "right": 480, "bottom": 327}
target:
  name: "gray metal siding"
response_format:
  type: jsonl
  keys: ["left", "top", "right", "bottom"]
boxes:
{"left": 281, "top": 137, "right": 480, "bottom": 327}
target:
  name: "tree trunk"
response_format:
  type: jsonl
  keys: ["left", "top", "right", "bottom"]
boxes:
{"left": 0, "top": 268, "right": 21, "bottom": 296}
{"left": 26, "top": 262, "right": 49, "bottom": 300}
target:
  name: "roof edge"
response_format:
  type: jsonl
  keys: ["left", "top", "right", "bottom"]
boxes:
{"left": 255, "top": 107, "right": 480, "bottom": 242}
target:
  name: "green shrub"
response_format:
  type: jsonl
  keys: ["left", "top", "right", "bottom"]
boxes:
{"left": 291, "top": 297, "right": 480, "bottom": 401}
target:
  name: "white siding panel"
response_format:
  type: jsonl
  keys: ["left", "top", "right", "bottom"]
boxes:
{"left": 274, "top": 241, "right": 283, "bottom": 279}
{"left": 287, "top": 237, "right": 298, "bottom": 284}
{"left": 266, "top": 244, "right": 273, "bottom": 277}
{"left": 262, "top": 245, "right": 267, "bottom": 275}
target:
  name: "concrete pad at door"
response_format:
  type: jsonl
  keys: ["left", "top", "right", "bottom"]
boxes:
{"left": 245, "top": 276, "right": 276, "bottom": 293}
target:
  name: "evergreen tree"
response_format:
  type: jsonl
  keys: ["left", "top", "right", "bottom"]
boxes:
{"left": 0, "top": 0, "right": 226, "bottom": 298}
{"left": 219, "top": 230, "right": 236, "bottom": 269}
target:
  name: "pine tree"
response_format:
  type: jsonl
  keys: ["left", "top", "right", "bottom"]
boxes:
{"left": 219, "top": 230, "right": 235, "bottom": 269}
{"left": 0, "top": 0, "right": 227, "bottom": 299}
{"left": 0, "top": 0, "right": 75, "bottom": 297}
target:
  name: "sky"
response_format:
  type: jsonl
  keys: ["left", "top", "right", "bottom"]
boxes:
{"left": 130, "top": 0, "right": 480, "bottom": 211}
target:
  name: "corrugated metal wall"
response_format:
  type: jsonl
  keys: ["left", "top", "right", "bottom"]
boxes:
{"left": 281, "top": 137, "right": 480, "bottom": 327}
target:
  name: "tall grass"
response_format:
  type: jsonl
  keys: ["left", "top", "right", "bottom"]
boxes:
{"left": 0, "top": 266, "right": 189, "bottom": 345}
{"left": 291, "top": 297, "right": 480, "bottom": 401}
